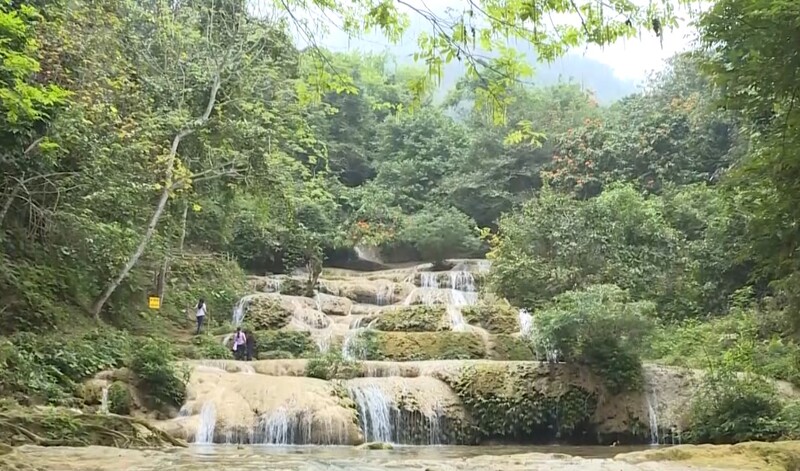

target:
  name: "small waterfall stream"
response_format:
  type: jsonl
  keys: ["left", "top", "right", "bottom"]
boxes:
{"left": 195, "top": 402, "right": 217, "bottom": 444}
{"left": 99, "top": 386, "right": 109, "bottom": 414}
{"left": 348, "top": 383, "right": 394, "bottom": 443}
{"left": 346, "top": 378, "right": 453, "bottom": 445}
{"left": 518, "top": 309, "right": 533, "bottom": 338}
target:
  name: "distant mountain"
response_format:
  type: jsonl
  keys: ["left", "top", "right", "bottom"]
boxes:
{"left": 320, "top": 28, "right": 639, "bottom": 104}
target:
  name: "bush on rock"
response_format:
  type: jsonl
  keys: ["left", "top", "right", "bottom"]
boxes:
{"left": 462, "top": 304, "right": 520, "bottom": 334}
{"left": 533, "top": 284, "right": 654, "bottom": 393}
{"left": 107, "top": 381, "right": 133, "bottom": 415}
{"left": 127, "top": 339, "right": 187, "bottom": 411}
{"left": 254, "top": 330, "right": 316, "bottom": 358}
{"left": 448, "top": 363, "right": 598, "bottom": 442}
{"left": 371, "top": 306, "right": 447, "bottom": 332}
{"left": 245, "top": 296, "right": 293, "bottom": 330}
{"left": 360, "top": 331, "right": 486, "bottom": 361}
{"left": 489, "top": 334, "right": 536, "bottom": 361}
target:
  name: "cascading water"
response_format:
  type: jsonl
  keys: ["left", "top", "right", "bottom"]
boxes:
{"left": 99, "top": 386, "right": 109, "bottom": 414}
{"left": 342, "top": 327, "right": 367, "bottom": 360}
{"left": 348, "top": 383, "right": 395, "bottom": 443}
{"left": 346, "top": 379, "right": 453, "bottom": 445}
{"left": 645, "top": 391, "right": 660, "bottom": 445}
{"left": 232, "top": 294, "right": 257, "bottom": 326}
{"left": 376, "top": 283, "right": 394, "bottom": 306}
{"left": 518, "top": 309, "right": 533, "bottom": 338}
{"left": 447, "top": 271, "right": 476, "bottom": 331}
{"left": 195, "top": 402, "right": 217, "bottom": 444}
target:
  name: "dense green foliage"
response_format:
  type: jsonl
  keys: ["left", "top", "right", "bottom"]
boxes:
{"left": 448, "top": 364, "right": 598, "bottom": 443}
{"left": 0, "top": 0, "right": 798, "bottom": 450}
{"left": 532, "top": 285, "right": 654, "bottom": 393}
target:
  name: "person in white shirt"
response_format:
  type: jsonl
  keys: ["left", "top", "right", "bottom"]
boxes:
{"left": 195, "top": 298, "right": 207, "bottom": 334}
{"left": 232, "top": 327, "right": 247, "bottom": 360}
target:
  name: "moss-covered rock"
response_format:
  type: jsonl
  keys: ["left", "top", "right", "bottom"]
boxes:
{"left": 245, "top": 296, "right": 293, "bottom": 330}
{"left": 489, "top": 334, "right": 536, "bottom": 361}
{"left": 371, "top": 306, "right": 447, "bottom": 332}
{"left": 444, "top": 363, "right": 598, "bottom": 443}
{"left": 357, "top": 441, "right": 394, "bottom": 450}
{"left": 616, "top": 441, "right": 800, "bottom": 471}
{"left": 462, "top": 304, "right": 519, "bottom": 334}
{"left": 257, "top": 350, "right": 295, "bottom": 360}
{"left": 0, "top": 408, "right": 185, "bottom": 448}
{"left": 254, "top": 330, "right": 316, "bottom": 357}
{"left": 360, "top": 331, "right": 487, "bottom": 361}
{"left": 107, "top": 381, "right": 133, "bottom": 415}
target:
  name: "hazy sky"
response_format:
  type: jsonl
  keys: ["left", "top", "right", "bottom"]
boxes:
{"left": 253, "top": 0, "right": 701, "bottom": 83}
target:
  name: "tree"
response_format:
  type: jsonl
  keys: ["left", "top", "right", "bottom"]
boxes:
{"left": 488, "top": 184, "right": 680, "bottom": 312}
{"left": 699, "top": 0, "right": 800, "bottom": 328}
{"left": 397, "top": 205, "right": 481, "bottom": 267}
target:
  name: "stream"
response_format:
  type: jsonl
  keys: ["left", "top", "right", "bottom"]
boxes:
{"left": 4, "top": 444, "right": 725, "bottom": 471}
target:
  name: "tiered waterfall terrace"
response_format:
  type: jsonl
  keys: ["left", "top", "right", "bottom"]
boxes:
{"left": 149, "top": 260, "right": 797, "bottom": 447}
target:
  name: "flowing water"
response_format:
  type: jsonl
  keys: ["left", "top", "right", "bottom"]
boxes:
{"left": 3, "top": 444, "right": 716, "bottom": 471}
{"left": 99, "top": 386, "right": 109, "bottom": 414}
{"left": 518, "top": 309, "right": 533, "bottom": 338}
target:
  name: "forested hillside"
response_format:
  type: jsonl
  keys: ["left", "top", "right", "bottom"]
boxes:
{"left": 1, "top": 0, "right": 800, "bottom": 448}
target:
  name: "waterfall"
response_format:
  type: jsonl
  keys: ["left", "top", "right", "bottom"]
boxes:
{"left": 446, "top": 306, "right": 468, "bottom": 332}
{"left": 376, "top": 283, "right": 394, "bottom": 306}
{"left": 348, "top": 383, "right": 394, "bottom": 443}
{"left": 264, "top": 277, "right": 283, "bottom": 293}
{"left": 355, "top": 244, "right": 383, "bottom": 264}
{"left": 518, "top": 309, "right": 533, "bottom": 338}
{"left": 259, "top": 407, "right": 311, "bottom": 445}
{"left": 342, "top": 328, "right": 367, "bottom": 360}
{"left": 420, "top": 272, "right": 438, "bottom": 290}
{"left": 195, "top": 402, "right": 217, "bottom": 444}
{"left": 99, "top": 386, "right": 109, "bottom": 414}
{"left": 530, "top": 316, "right": 559, "bottom": 363}
{"left": 447, "top": 271, "right": 476, "bottom": 330}
{"left": 645, "top": 391, "right": 660, "bottom": 445}
{"left": 232, "top": 294, "right": 256, "bottom": 326}
{"left": 346, "top": 379, "right": 452, "bottom": 445}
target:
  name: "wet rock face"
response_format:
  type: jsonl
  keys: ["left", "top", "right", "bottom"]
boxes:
{"left": 198, "top": 260, "right": 757, "bottom": 448}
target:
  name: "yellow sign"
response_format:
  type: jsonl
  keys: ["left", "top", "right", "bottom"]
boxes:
{"left": 148, "top": 296, "right": 161, "bottom": 309}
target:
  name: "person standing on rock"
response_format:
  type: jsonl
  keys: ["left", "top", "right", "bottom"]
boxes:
{"left": 195, "top": 298, "right": 207, "bottom": 335}
{"left": 232, "top": 327, "right": 247, "bottom": 360}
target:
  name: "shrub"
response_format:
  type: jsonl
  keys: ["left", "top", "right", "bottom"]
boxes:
{"left": 107, "top": 381, "right": 133, "bottom": 415}
{"left": 688, "top": 371, "right": 786, "bottom": 444}
{"left": 489, "top": 334, "right": 535, "bottom": 360}
{"left": 462, "top": 304, "right": 520, "bottom": 334}
{"left": 371, "top": 306, "right": 446, "bottom": 332}
{"left": 254, "top": 330, "right": 316, "bottom": 357}
{"left": 397, "top": 205, "right": 482, "bottom": 264}
{"left": 363, "top": 331, "right": 487, "bottom": 361}
{"left": 191, "top": 335, "right": 232, "bottom": 360}
{"left": 533, "top": 284, "right": 654, "bottom": 393}
{"left": 646, "top": 309, "right": 800, "bottom": 386}
{"left": 127, "top": 338, "right": 187, "bottom": 410}
{"left": 0, "top": 330, "right": 132, "bottom": 405}
{"left": 305, "top": 351, "right": 361, "bottom": 380}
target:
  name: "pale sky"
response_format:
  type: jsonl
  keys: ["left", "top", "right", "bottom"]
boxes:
{"left": 252, "top": 0, "right": 701, "bottom": 83}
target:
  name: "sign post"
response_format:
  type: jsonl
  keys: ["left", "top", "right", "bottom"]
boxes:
{"left": 148, "top": 295, "right": 161, "bottom": 310}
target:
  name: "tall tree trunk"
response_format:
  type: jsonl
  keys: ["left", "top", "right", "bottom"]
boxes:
{"left": 91, "top": 74, "right": 221, "bottom": 319}
{"left": 159, "top": 201, "right": 188, "bottom": 305}
{"left": 178, "top": 200, "right": 189, "bottom": 253}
